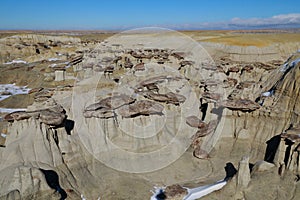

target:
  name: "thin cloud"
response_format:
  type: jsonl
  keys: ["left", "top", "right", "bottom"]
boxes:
{"left": 229, "top": 13, "right": 300, "bottom": 26}
{"left": 161, "top": 13, "right": 300, "bottom": 30}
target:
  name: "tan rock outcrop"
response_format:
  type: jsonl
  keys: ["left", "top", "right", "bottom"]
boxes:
{"left": 221, "top": 99, "right": 260, "bottom": 111}
{"left": 236, "top": 156, "right": 251, "bottom": 189}
{"left": 193, "top": 146, "right": 209, "bottom": 159}
{"left": 186, "top": 116, "right": 206, "bottom": 128}
{"left": 252, "top": 160, "right": 275, "bottom": 173}
{"left": 85, "top": 94, "right": 135, "bottom": 111}
{"left": 143, "top": 91, "right": 186, "bottom": 105}
{"left": 164, "top": 184, "right": 188, "bottom": 200}
{"left": 1, "top": 31, "right": 300, "bottom": 200}
{"left": 117, "top": 100, "right": 164, "bottom": 118}
{"left": 4, "top": 104, "right": 66, "bottom": 126}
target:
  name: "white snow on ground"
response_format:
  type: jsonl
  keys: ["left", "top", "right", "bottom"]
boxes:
{"left": 4, "top": 60, "right": 27, "bottom": 65}
{"left": 150, "top": 187, "right": 165, "bottom": 200}
{"left": 48, "top": 58, "right": 60, "bottom": 61}
{"left": 1, "top": 133, "right": 7, "bottom": 138}
{"left": 150, "top": 180, "right": 227, "bottom": 200}
{"left": 262, "top": 89, "right": 274, "bottom": 97}
{"left": 0, "top": 84, "right": 31, "bottom": 101}
{"left": 280, "top": 57, "right": 300, "bottom": 72}
{"left": 49, "top": 62, "right": 69, "bottom": 68}
{"left": 291, "top": 58, "right": 300, "bottom": 67}
{"left": 0, "top": 84, "right": 30, "bottom": 113}
{"left": 81, "top": 194, "right": 86, "bottom": 200}
{"left": 79, "top": 194, "right": 100, "bottom": 200}
{"left": 183, "top": 180, "right": 227, "bottom": 200}
{"left": 0, "top": 108, "right": 27, "bottom": 113}
{"left": 65, "top": 64, "right": 71, "bottom": 68}
{"left": 280, "top": 62, "right": 289, "bottom": 72}
{"left": 262, "top": 91, "right": 272, "bottom": 97}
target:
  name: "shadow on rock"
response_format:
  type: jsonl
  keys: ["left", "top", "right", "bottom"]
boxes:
{"left": 264, "top": 134, "right": 281, "bottom": 163}
{"left": 39, "top": 168, "right": 67, "bottom": 200}
{"left": 64, "top": 119, "right": 75, "bottom": 135}
{"left": 224, "top": 162, "right": 237, "bottom": 181}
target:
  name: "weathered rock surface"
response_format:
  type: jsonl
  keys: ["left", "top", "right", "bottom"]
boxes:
{"left": 1, "top": 31, "right": 300, "bottom": 200}
{"left": 221, "top": 99, "right": 260, "bottom": 111}
{"left": 252, "top": 160, "right": 275, "bottom": 173}
{"left": 85, "top": 94, "right": 135, "bottom": 111}
{"left": 4, "top": 104, "right": 66, "bottom": 126}
{"left": 193, "top": 120, "right": 218, "bottom": 138}
{"left": 143, "top": 91, "right": 186, "bottom": 105}
{"left": 117, "top": 100, "right": 164, "bottom": 118}
{"left": 193, "top": 146, "right": 209, "bottom": 159}
{"left": 164, "top": 184, "right": 188, "bottom": 200}
{"left": 186, "top": 115, "right": 206, "bottom": 128}
{"left": 236, "top": 156, "right": 251, "bottom": 189}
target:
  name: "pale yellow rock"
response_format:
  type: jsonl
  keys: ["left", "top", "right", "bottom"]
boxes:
{"left": 1, "top": 31, "right": 300, "bottom": 200}
{"left": 237, "top": 156, "right": 251, "bottom": 189}
{"left": 252, "top": 160, "right": 275, "bottom": 173}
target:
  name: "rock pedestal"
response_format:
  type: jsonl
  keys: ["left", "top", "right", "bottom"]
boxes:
{"left": 237, "top": 156, "right": 251, "bottom": 189}
{"left": 274, "top": 130, "right": 300, "bottom": 175}
{"left": 274, "top": 138, "right": 287, "bottom": 175}
{"left": 54, "top": 70, "right": 65, "bottom": 81}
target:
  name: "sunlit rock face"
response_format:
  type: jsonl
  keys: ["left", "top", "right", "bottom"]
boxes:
{"left": 0, "top": 29, "right": 300, "bottom": 200}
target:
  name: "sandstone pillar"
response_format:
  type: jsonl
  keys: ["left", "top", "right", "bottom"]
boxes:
{"left": 54, "top": 70, "right": 65, "bottom": 81}
{"left": 237, "top": 156, "right": 251, "bottom": 189}
{"left": 274, "top": 138, "right": 287, "bottom": 175}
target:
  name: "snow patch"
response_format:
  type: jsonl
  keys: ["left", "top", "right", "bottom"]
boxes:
{"left": 280, "top": 62, "right": 289, "bottom": 72}
{"left": 280, "top": 57, "right": 300, "bottom": 72}
{"left": 0, "top": 84, "right": 31, "bottom": 101}
{"left": 49, "top": 62, "right": 70, "bottom": 68}
{"left": 48, "top": 58, "right": 60, "bottom": 61}
{"left": 150, "top": 187, "right": 165, "bottom": 200}
{"left": 80, "top": 194, "right": 86, "bottom": 200}
{"left": 1, "top": 133, "right": 6, "bottom": 138}
{"left": 0, "top": 108, "right": 27, "bottom": 113}
{"left": 4, "top": 60, "right": 27, "bottom": 65}
{"left": 183, "top": 180, "right": 227, "bottom": 200}
{"left": 290, "top": 58, "right": 300, "bottom": 67}
{"left": 150, "top": 180, "right": 227, "bottom": 200}
{"left": 262, "top": 91, "right": 272, "bottom": 97}
{"left": 65, "top": 64, "right": 71, "bottom": 68}
{"left": 262, "top": 89, "right": 274, "bottom": 97}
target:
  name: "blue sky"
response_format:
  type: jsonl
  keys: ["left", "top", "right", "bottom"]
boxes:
{"left": 0, "top": 0, "right": 300, "bottom": 30}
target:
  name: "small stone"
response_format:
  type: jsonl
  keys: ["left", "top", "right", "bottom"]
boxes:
{"left": 252, "top": 160, "right": 275, "bottom": 173}
{"left": 164, "top": 184, "right": 188, "bottom": 199}
{"left": 193, "top": 146, "right": 209, "bottom": 159}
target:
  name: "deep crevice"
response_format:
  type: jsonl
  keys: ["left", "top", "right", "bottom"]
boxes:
{"left": 200, "top": 99, "right": 208, "bottom": 121}
{"left": 224, "top": 162, "right": 237, "bottom": 181}
{"left": 284, "top": 139, "right": 293, "bottom": 167}
{"left": 39, "top": 168, "right": 67, "bottom": 200}
{"left": 64, "top": 119, "right": 75, "bottom": 135}
{"left": 264, "top": 135, "right": 281, "bottom": 163}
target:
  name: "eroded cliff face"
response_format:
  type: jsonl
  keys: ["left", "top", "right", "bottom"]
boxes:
{"left": 202, "top": 42, "right": 300, "bottom": 63}
{"left": 199, "top": 52, "right": 300, "bottom": 200}
{"left": 0, "top": 34, "right": 82, "bottom": 64}
{"left": 0, "top": 31, "right": 300, "bottom": 200}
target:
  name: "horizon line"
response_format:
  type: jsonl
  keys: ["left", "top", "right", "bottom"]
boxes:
{"left": 0, "top": 27, "right": 300, "bottom": 32}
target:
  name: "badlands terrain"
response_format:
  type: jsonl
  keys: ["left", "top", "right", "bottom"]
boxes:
{"left": 0, "top": 29, "right": 300, "bottom": 200}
